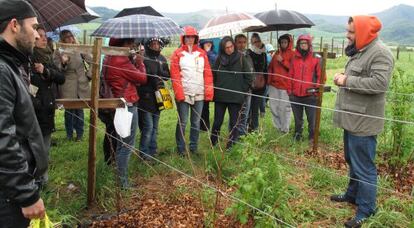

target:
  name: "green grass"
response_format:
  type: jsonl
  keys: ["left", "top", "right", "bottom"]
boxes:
{"left": 41, "top": 50, "right": 414, "bottom": 226}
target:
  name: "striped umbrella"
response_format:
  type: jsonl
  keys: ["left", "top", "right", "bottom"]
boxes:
{"left": 91, "top": 14, "right": 183, "bottom": 38}
{"left": 28, "top": 0, "right": 87, "bottom": 31}
{"left": 199, "top": 12, "right": 265, "bottom": 39}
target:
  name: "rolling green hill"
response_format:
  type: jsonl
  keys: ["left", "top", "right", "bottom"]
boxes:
{"left": 88, "top": 4, "right": 414, "bottom": 45}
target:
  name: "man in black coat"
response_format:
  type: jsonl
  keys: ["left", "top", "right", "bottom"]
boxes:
{"left": 0, "top": 0, "right": 48, "bottom": 226}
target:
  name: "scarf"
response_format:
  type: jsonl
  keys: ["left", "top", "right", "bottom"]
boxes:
{"left": 32, "top": 47, "right": 53, "bottom": 64}
{"left": 219, "top": 51, "right": 241, "bottom": 67}
{"left": 250, "top": 44, "right": 266, "bottom": 55}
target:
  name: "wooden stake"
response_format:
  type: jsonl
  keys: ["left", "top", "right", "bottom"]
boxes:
{"left": 320, "top": 36, "right": 323, "bottom": 52}
{"left": 87, "top": 38, "right": 102, "bottom": 207}
{"left": 396, "top": 46, "right": 400, "bottom": 60}
{"left": 312, "top": 44, "right": 328, "bottom": 153}
{"left": 331, "top": 37, "right": 334, "bottom": 53}
{"left": 83, "top": 30, "right": 87, "bottom": 44}
{"left": 342, "top": 39, "right": 345, "bottom": 56}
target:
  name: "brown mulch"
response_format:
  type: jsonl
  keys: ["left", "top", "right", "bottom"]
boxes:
{"left": 378, "top": 161, "right": 414, "bottom": 194}
{"left": 306, "top": 145, "right": 414, "bottom": 195}
{"left": 88, "top": 172, "right": 253, "bottom": 228}
{"left": 90, "top": 194, "right": 204, "bottom": 228}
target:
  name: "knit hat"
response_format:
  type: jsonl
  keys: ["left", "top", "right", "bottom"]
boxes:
{"left": 0, "top": 0, "right": 37, "bottom": 23}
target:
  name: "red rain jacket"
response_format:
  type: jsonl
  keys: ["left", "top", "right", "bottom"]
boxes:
{"left": 268, "top": 34, "right": 295, "bottom": 90}
{"left": 287, "top": 34, "right": 321, "bottom": 97}
{"left": 170, "top": 26, "right": 214, "bottom": 102}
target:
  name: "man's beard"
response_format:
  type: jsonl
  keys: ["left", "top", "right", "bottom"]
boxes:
{"left": 16, "top": 29, "right": 34, "bottom": 56}
{"left": 345, "top": 40, "right": 357, "bottom": 57}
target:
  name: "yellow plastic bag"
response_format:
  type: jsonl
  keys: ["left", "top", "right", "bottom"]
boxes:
{"left": 30, "top": 213, "right": 54, "bottom": 228}
{"left": 155, "top": 87, "right": 173, "bottom": 110}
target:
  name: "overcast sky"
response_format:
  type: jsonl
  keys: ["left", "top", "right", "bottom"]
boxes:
{"left": 86, "top": 0, "right": 414, "bottom": 15}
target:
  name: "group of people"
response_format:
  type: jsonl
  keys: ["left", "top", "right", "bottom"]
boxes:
{"left": 0, "top": 0, "right": 394, "bottom": 227}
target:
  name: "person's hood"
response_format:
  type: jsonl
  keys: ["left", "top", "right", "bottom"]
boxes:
{"left": 144, "top": 37, "right": 164, "bottom": 57}
{"left": 278, "top": 33, "right": 293, "bottom": 51}
{"left": 199, "top": 39, "right": 215, "bottom": 51}
{"left": 218, "top": 36, "right": 240, "bottom": 67}
{"left": 296, "top": 34, "right": 313, "bottom": 49}
{"left": 352, "top": 15, "right": 382, "bottom": 50}
{"left": 265, "top": 44, "right": 275, "bottom": 53}
{"left": 180, "top": 26, "right": 199, "bottom": 45}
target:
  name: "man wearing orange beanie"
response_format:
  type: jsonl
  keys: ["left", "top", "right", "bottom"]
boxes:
{"left": 332, "top": 16, "right": 394, "bottom": 228}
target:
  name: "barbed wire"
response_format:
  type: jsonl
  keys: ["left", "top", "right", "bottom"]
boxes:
{"left": 93, "top": 61, "right": 414, "bottom": 126}
{"left": 59, "top": 77, "right": 414, "bottom": 199}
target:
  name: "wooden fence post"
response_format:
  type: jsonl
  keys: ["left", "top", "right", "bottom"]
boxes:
{"left": 396, "top": 46, "right": 400, "bottom": 60}
{"left": 87, "top": 38, "right": 102, "bottom": 207}
{"left": 83, "top": 30, "right": 87, "bottom": 44}
{"left": 313, "top": 44, "right": 328, "bottom": 153}
{"left": 320, "top": 36, "right": 323, "bottom": 52}
{"left": 342, "top": 39, "right": 345, "bottom": 56}
{"left": 331, "top": 37, "right": 334, "bottom": 53}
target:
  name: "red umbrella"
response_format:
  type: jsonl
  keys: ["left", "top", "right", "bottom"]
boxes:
{"left": 29, "top": 0, "right": 88, "bottom": 31}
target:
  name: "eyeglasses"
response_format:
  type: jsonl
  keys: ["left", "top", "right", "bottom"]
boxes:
{"left": 299, "top": 41, "right": 308, "bottom": 45}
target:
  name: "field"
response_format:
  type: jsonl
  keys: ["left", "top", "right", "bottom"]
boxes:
{"left": 42, "top": 48, "right": 414, "bottom": 227}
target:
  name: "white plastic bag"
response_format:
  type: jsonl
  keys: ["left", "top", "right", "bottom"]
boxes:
{"left": 113, "top": 99, "right": 133, "bottom": 138}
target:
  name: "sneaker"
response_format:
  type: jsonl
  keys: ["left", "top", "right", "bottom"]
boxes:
{"left": 330, "top": 194, "right": 356, "bottom": 205}
{"left": 344, "top": 217, "right": 366, "bottom": 228}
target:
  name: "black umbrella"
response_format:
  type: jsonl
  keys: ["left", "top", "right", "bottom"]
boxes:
{"left": 28, "top": 0, "right": 88, "bottom": 31}
{"left": 114, "top": 6, "right": 163, "bottom": 18}
{"left": 246, "top": 9, "right": 314, "bottom": 32}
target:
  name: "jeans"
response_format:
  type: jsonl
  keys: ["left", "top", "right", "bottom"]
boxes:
{"left": 290, "top": 95, "right": 317, "bottom": 140}
{"left": 343, "top": 130, "right": 377, "bottom": 219}
{"left": 175, "top": 101, "right": 204, "bottom": 154}
{"left": 268, "top": 86, "right": 291, "bottom": 133}
{"left": 211, "top": 102, "right": 242, "bottom": 149}
{"left": 259, "top": 86, "right": 268, "bottom": 114}
{"left": 139, "top": 111, "right": 160, "bottom": 159}
{"left": 115, "top": 106, "right": 138, "bottom": 188}
{"left": 0, "top": 197, "right": 30, "bottom": 228}
{"left": 200, "top": 101, "right": 210, "bottom": 131}
{"left": 238, "top": 94, "right": 251, "bottom": 136}
{"left": 64, "top": 109, "right": 84, "bottom": 139}
{"left": 249, "top": 94, "right": 262, "bottom": 131}
{"left": 99, "top": 110, "right": 117, "bottom": 165}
